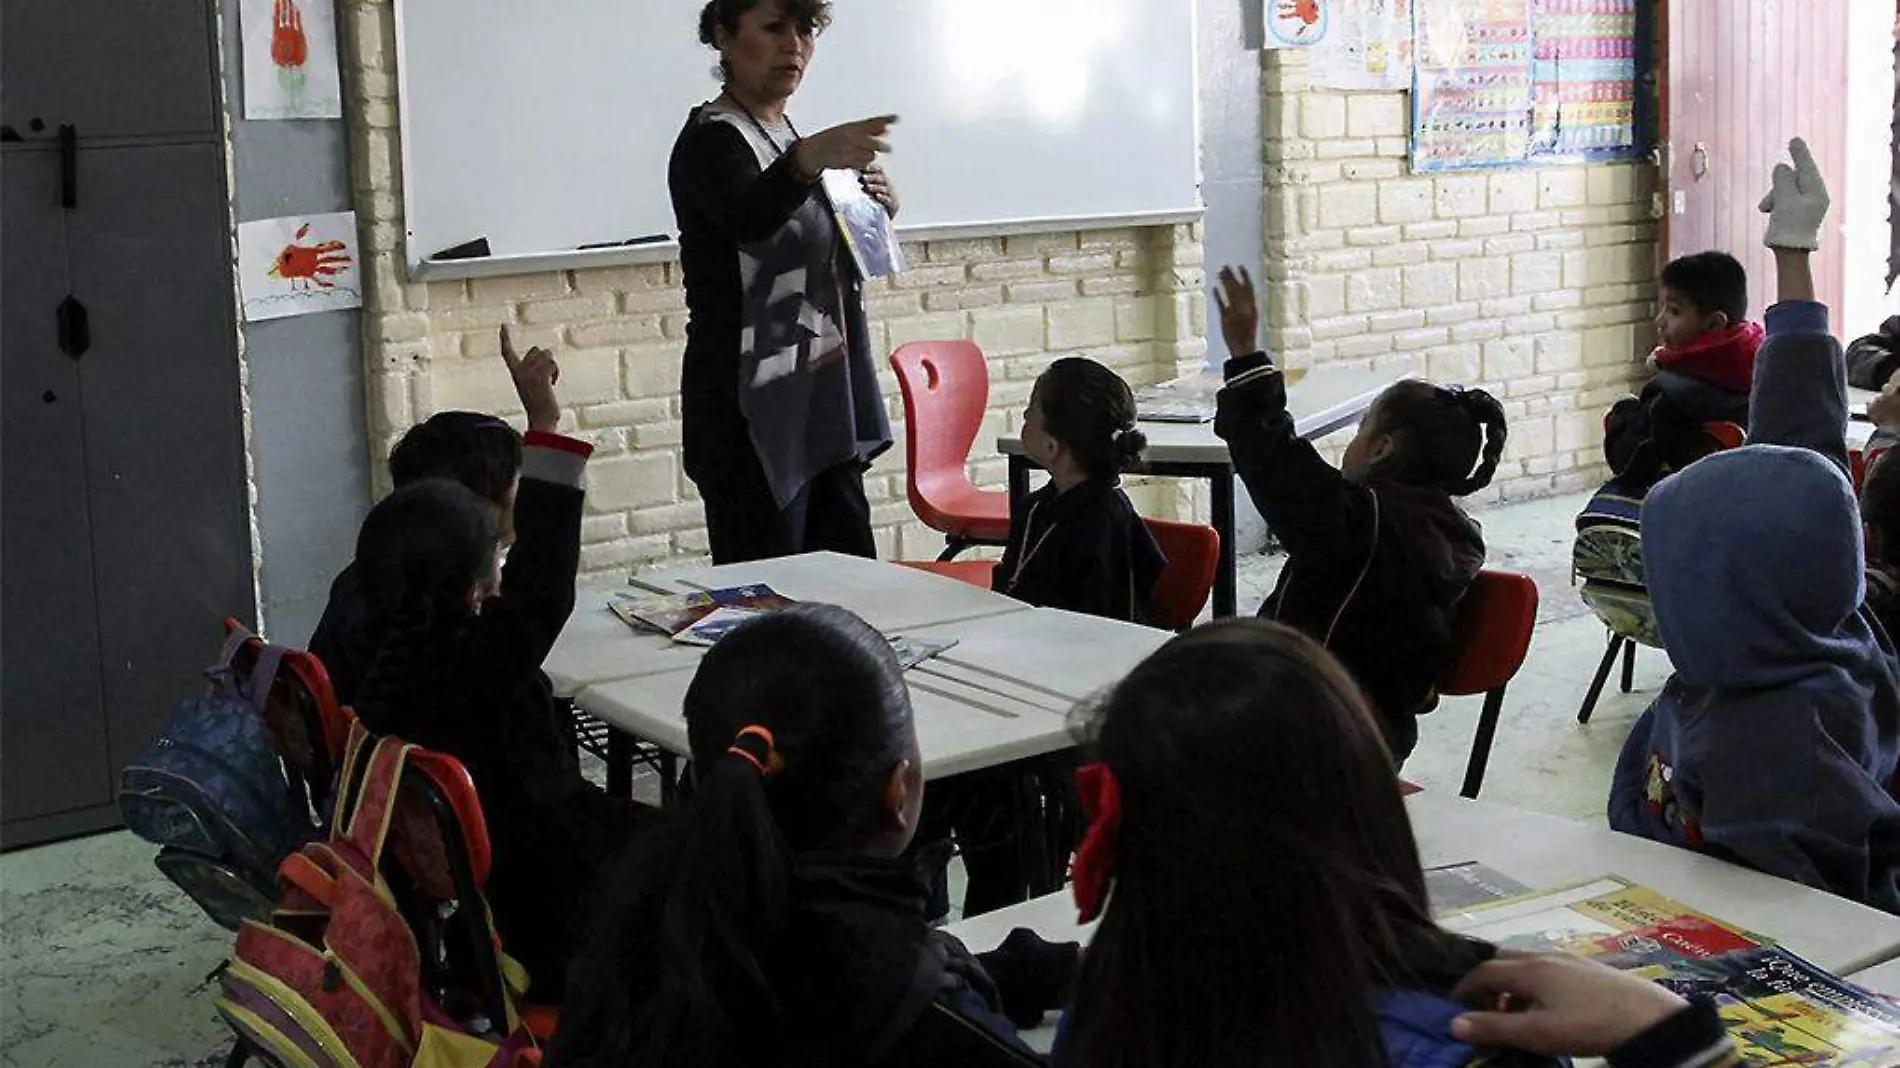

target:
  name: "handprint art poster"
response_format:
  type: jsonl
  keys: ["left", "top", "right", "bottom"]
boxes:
{"left": 242, "top": 0, "right": 342, "bottom": 119}
{"left": 238, "top": 211, "right": 362, "bottom": 322}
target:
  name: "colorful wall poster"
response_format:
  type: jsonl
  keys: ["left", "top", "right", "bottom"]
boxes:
{"left": 1266, "top": 0, "right": 1332, "bottom": 48}
{"left": 1410, "top": 0, "right": 1535, "bottom": 172}
{"left": 1527, "top": 0, "right": 1644, "bottom": 161}
{"left": 238, "top": 211, "right": 361, "bottom": 322}
{"left": 1310, "top": 0, "right": 1415, "bottom": 90}
{"left": 242, "top": 0, "right": 343, "bottom": 120}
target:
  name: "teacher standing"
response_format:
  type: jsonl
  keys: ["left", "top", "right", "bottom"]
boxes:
{"left": 671, "top": 0, "right": 901, "bottom": 563}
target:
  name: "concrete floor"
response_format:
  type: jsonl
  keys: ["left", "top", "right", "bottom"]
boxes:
{"left": 0, "top": 490, "right": 1660, "bottom": 1067}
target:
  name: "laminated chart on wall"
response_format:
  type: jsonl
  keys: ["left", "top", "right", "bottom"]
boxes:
{"left": 1308, "top": 0, "right": 1416, "bottom": 90}
{"left": 1410, "top": 0, "right": 1535, "bottom": 172}
{"left": 1526, "top": 0, "right": 1644, "bottom": 161}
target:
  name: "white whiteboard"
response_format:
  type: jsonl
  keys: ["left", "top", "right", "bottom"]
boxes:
{"left": 393, "top": 0, "right": 1202, "bottom": 279}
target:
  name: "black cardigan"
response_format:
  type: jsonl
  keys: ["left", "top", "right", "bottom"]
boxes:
{"left": 1214, "top": 355, "right": 1484, "bottom": 761}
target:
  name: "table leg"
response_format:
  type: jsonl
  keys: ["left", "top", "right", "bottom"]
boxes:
{"left": 660, "top": 752, "right": 679, "bottom": 807}
{"left": 1008, "top": 454, "right": 1032, "bottom": 510}
{"left": 1210, "top": 468, "right": 1238, "bottom": 618}
{"left": 605, "top": 729, "right": 633, "bottom": 799}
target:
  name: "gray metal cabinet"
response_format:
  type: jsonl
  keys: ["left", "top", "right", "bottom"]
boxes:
{"left": 2, "top": 0, "right": 254, "bottom": 848}
{"left": 1, "top": 0, "right": 221, "bottom": 141}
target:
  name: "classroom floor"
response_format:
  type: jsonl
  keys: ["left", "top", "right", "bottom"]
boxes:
{"left": 0, "top": 489, "right": 1661, "bottom": 1068}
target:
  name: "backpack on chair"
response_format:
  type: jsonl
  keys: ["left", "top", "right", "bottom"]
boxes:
{"left": 1572, "top": 482, "right": 1663, "bottom": 648}
{"left": 118, "top": 626, "right": 324, "bottom": 930}
{"left": 217, "top": 719, "right": 540, "bottom": 1068}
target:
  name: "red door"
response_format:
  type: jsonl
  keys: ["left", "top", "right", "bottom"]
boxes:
{"left": 1665, "top": 0, "right": 1851, "bottom": 328}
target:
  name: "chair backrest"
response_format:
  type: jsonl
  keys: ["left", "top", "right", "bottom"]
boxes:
{"left": 890, "top": 341, "right": 991, "bottom": 501}
{"left": 222, "top": 617, "right": 348, "bottom": 819}
{"left": 384, "top": 747, "right": 512, "bottom": 1031}
{"left": 1143, "top": 519, "right": 1220, "bottom": 632}
{"left": 1700, "top": 421, "right": 1746, "bottom": 451}
{"left": 1437, "top": 570, "right": 1539, "bottom": 696}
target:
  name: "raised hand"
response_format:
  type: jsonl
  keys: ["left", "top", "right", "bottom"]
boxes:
{"left": 499, "top": 325, "right": 561, "bottom": 434}
{"left": 795, "top": 115, "right": 898, "bottom": 177}
{"left": 1448, "top": 951, "right": 1688, "bottom": 1058}
{"left": 1214, "top": 265, "right": 1262, "bottom": 359}
{"left": 1758, "top": 136, "right": 1830, "bottom": 252}
{"left": 271, "top": 0, "right": 309, "bottom": 71}
{"left": 860, "top": 163, "right": 900, "bottom": 219}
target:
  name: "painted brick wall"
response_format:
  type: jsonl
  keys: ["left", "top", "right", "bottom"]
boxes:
{"left": 339, "top": 0, "right": 1203, "bottom": 579}
{"left": 1259, "top": 51, "right": 1658, "bottom": 501}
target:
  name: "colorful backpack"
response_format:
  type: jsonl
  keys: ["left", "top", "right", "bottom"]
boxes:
{"left": 217, "top": 720, "right": 540, "bottom": 1068}
{"left": 119, "top": 627, "right": 321, "bottom": 930}
{"left": 1573, "top": 482, "right": 1663, "bottom": 648}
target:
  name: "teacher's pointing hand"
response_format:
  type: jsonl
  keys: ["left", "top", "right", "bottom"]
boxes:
{"left": 796, "top": 114, "right": 898, "bottom": 177}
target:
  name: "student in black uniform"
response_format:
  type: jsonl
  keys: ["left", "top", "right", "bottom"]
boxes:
{"left": 1212, "top": 267, "right": 1507, "bottom": 762}
{"left": 313, "top": 329, "right": 641, "bottom": 998}
{"left": 995, "top": 357, "right": 1168, "bottom": 624}
{"left": 549, "top": 604, "right": 1066, "bottom": 1068}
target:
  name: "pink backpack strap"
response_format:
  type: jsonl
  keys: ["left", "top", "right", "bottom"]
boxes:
{"left": 341, "top": 733, "right": 411, "bottom": 870}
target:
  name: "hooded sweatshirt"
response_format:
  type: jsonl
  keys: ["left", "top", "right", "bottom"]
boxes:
{"left": 1215, "top": 353, "right": 1485, "bottom": 761}
{"left": 1608, "top": 300, "right": 1900, "bottom": 915}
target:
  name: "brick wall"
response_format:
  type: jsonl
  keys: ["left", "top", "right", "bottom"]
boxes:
{"left": 1260, "top": 52, "right": 1658, "bottom": 501}
{"left": 340, "top": 0, "right": 1203, "bottom": 579}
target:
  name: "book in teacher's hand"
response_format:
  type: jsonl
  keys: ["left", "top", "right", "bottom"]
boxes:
{"left": 820, "top": 169, "right": 905, "bottom": 280}
{"left": 1439, "top": 876, "right": 1900, "bottom": 1065}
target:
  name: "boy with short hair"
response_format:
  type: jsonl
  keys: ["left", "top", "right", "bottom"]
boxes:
{"left": 1603, "top": 251, "right": 1763, "bottom": 492}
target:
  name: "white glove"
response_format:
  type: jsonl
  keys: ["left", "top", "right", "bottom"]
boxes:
{"left": 1757, "top": 137, "right": 1830, "bottom": 251}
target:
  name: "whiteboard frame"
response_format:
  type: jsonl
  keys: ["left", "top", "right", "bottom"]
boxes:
{"left": 392, "top": 0, "right": 1206, "bottom": 284}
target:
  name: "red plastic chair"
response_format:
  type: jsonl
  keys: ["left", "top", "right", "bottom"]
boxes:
{"left": 890, "top": 341, "right": 1012, "bottom": 561}
{"left": 1436, "top": 570, "right": 1539, "bottom": 799}
{"left": 897, "top": 559, "right": 999, "bottom": 587}
{"left": 383, "top": 745, "right": 562, "bottom": 1046}
{"left": 1143, "top": 520, "right": 1220, "bottom": 632}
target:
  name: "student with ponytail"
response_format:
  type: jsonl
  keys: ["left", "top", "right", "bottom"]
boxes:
{"left": 997, "top": 357, "right": 1168, "bottom": 625}
{"left": 1212, "top": 268, "right": 1508, "bottom": 761}
{"left": 327, "top": 330, "right": 642, "bottom": 999}
{"left": 549, "top": 604, "right": 1063, "bottom": 1068}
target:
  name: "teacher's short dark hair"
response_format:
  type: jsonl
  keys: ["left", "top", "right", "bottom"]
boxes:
{"left": 698, "top": 0, "right": 833, "bottom": 53}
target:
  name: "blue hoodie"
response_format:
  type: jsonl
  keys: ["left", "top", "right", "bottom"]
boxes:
{"left": 1608, "top": 300, "right": 1900, "bottom": 914}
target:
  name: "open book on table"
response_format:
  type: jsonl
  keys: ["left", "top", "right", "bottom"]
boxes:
{"left": 1439, "top": 876, "right": 1900, "bottom": 1065}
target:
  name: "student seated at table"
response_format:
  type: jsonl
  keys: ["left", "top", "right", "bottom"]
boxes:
{"left": 549, "top": 604, "right": 1072, "bottom": 1068}
{"left": 995, "top": 357, "right": 1167, "bottom": 625}
{"left": 1602, "top": 251, "right": 1761, "bottom": 493}
{"left": 1058, "top": 619, "right": 1745, "bottom": 1068}
{"left": 318, "top": 330, "right": 643, "bottom": 997}
{"left": 1609, "top": 139, "right": 1900, "bottom": 915}
{"left": 1210, "top": 267, "right": 1506, "bottom": 762}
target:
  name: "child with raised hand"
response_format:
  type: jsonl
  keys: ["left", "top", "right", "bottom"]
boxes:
{"left": 995, "top": 357, "right": 1168, "bottom": 625}
{"left": 549, "top": 604, "right": 1063, "bottom": 1068}
{"left": 1058, "top": 619, "right": 1741, "bottom": 1068}
{"left": 1211, "top": 270, "right": 1507, "bottom": 761}
{"left": 331, "top": 327, "right": 642, "bottom": 997}
{"left": 1608, "top": 139, "right": 1900, "bottom": 914}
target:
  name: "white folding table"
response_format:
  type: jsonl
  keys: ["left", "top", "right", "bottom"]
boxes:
{"left": 998, "top": 363, "right": 1405, "bottom": 619}
{"left": 553, "top": 555, "right": 1175, "bottom": 802}
{"left": 903, "top": 607, "right": 1175, "bottom": 712}
{"left": 1850, "top": 958, "right": 1900, "bottom": 998}
{"left": 947, "top": 792, "right": 1900, "bottom": 1053}
{"left": 626, "top": 551, "right": 1032, "bottom": 633}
